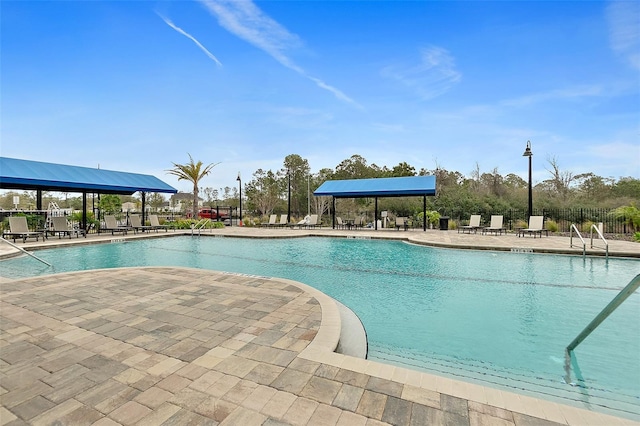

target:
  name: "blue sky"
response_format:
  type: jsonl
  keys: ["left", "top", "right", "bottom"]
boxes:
{"left": 2, "top": 0, "right": 639, "bottom": 194}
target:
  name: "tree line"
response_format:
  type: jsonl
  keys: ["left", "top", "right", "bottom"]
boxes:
{"left": 237, "top": 154, "right": 639, "bottom": 220}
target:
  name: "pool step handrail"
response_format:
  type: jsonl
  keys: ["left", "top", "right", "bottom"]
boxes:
{"left": 569, "top": 224, "right": 586, "bottom": 257}
{"left": 191, "top": 219, "right": 211, "bottom": 236}
{"left": 589, "top": 223, "right": 608, "bottom": 259}
{"left": 566, "top": 273, "right": 640, "bottom": 353}
{"left": 0, "top": 237, "right": 52, "bottom": 267}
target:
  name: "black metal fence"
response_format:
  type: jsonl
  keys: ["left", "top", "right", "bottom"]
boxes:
{"left": 1, "top": 207, "right": 635, "bottom": 235}
{"left": 440, "top": 208, "right": 633, "bottom": 234}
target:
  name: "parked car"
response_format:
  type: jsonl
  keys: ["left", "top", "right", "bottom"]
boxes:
{"left": 197, "top": 208, "right": 229, "bottom": 220}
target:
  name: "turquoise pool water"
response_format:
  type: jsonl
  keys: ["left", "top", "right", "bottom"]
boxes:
{"left": 2, "top": 236, "right": 639, "bottom": 419}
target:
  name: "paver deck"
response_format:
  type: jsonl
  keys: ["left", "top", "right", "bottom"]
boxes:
{"left": 1, "top": 227, "right": 639, "bottom": 425}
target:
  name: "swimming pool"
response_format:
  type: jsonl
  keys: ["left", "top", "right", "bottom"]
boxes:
{"left": 2, "top": 236, "right": 639, "bottom": 419}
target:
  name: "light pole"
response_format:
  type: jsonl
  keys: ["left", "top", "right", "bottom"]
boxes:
{"left": 307, "top": 174, "right": 310, "bottom": 217}
{"left": 522, "top": 140, "right": 533, "bottom": 219}
{"left": 287, "top": 169, "right": 291, "bottom": 222}
{"left": 236, "top": 172, "right": 242, "bottom": 226}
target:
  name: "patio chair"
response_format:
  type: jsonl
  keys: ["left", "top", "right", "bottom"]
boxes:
{"left": 395, "top": 217, "right": 408, "bottom": 231}
{"left": 130, "top": 214, "right": 154, "bottom": 233}
{"left": 149, "top": 215, "right": 169, "bottom": 232}
{"left": 3, "top": 216, "right": 45, "bottom": 243}
{"left": 458, "top": 215, "right": 482, "bottom": 234}
{"left": 101, "top": 215, "right": 129, "bottom": 235}
{"left": 353, "top": 216, "right": 365, "bottom": 230}
{"left": 51, "top": 216, "right": 85, "bottom": 239}
{"left": 289, "top": 215, "right": 308, "bottom": 229}
{"left": 305, "top": 214, "right": 320, "bottom": 229}
{"left": 482, "top": 215, "right": 505, "bottom": 235}
{"left": 277, "top": 214, "right": 288, "bottom": 228}
{"left": 336, "top": 216, "right": 345, "bottom": 229}
{"left": 518, "top": 216, "right": 548, "bottom": 238}
{"left": 262, "top": 214, "right": 277, "bottom": 227}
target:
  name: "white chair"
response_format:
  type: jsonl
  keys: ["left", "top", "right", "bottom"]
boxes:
{"left": 277, "top": 214, "right": 288, "bottom": 227}
{"left": 518, "top": 216, "right": 548, "bottom": 238}
{"left": 483, "top": 215, "right": 505, "bottom": 235}
{"left": 459, "top": 215, "right": 482, "bottom": 234}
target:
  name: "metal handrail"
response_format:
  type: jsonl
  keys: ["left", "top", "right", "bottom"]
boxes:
{"left": 569, "top": 224, "right": 586, "bottom": 257}
{"left": 0, "top": 237, "right": 52, "bottom": 267}
{"left": 567, "top": 274, "right": 640, "bottom": 353}
{"left": 589, "top": 224, "right": 609, "bottom": 259}
{"left": 191, "top": 219, "right": 211, "bottom": 236}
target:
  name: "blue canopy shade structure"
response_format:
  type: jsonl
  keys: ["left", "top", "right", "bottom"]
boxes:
{"left": 314, "top": 176, "right": 437, "bottom": 231}
{"left": 0, "top": 157, "right": 177, "bottom": 195}
{"left": 314, "top": 175, "right": 436, "bottom": 198}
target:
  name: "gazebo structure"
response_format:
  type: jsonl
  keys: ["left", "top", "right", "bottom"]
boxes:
{"left": 313, "top": 175, "right": 436, "bottom": 230}
{"left": 0, "top": 157, "right": 177, "bottom": 230}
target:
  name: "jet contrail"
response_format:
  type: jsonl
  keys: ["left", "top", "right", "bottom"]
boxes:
{"left": 198, "top": 0, "right": 360, "bottom": 107}
{"left": 157, "top": 12, "right": 222, "bottom": 68}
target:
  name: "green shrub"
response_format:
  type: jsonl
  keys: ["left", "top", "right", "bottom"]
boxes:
{"left": 448, "top": 220, "right": 457, "bottom": 230}
{"left": 171, "top": 219, "right": 196, "bottom": 229}
{"left": 417, "top": 211, "right": 440, "bottom": 227}
{"left": 634, "top": 232, "right": 640, "bottom": 242}
{"left": 515, "top": 219, "right": 528, "bottom": 229}
{"left": 70, "top": 211, "right": 99, "bottom": 229}
{"left": 546, "top": 220, "right": 558, "bottom": 233}
{"left": 581, "top": 221, "right": 595, "bottom": 233}
{"left": 242, "top": 217, "right": 259, "bottom": 227}
{"left": 612, "top": 204, "right": 640, "bottom": 233}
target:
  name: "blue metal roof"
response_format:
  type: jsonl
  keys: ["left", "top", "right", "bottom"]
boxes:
{"left": 0, "top": 157, "right": 177, "bottom": 194}
{"left": 314, "top": 175, "right": 436, "bottom": 198}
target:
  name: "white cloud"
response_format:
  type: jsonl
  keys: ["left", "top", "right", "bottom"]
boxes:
{"left": 198, "top": 0, "right": 359, "bottom": 107}
{"left": 501, "top": 85, "right": 604, "bottom": 107}
{"left": 157, "top": 12, "right": 223, "bottom": 67}
{"left": 606, "top": 0, "right": 640, "bottom": 70}
{"left": 381, "top": 46, "right": 462, "bottom": 100}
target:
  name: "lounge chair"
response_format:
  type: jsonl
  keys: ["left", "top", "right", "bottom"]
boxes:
{"left": 101, "top": 215, "right": 129, "bottom": 235}
{"left": 290, "top": 215, "right": 309, "bottom": 229}
{"left": 482, "top": 215, "right": 505, "bottom": 235}
{"left": 149, "top": 215, "right": 169, "bottom": 232}
{"left": 130, "top": 214, "right": 154, "bottom": 233}
{"left": 395, "top": 217, "right": 409, "bottom": 231}
{"left": 305, "top": 214, "right": 320, "bottom": 229}
{"left": 51, "top": 216, "right": 85, "bottom": 239}
{"left": 262, "top": 214, "right": 277, "bottom": 227}
{"left": 277, "top": 214, "right": 288, "bottom": 228}
{"left": 518, "top": 216, "right": 548, "bottom": 238}
{"left": 459, "top": 215, "right": 482, "bottom": 234}
{"left": 3, "top": 216, "right": 45, "bottom": 243}
{"left": 353, "top": 216, "right": 365, "bottom": 230}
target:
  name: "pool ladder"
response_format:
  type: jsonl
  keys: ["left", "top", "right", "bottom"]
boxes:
{"left": 191, "top": 219, "right": 212, "bottom": 236}
{"left": 569, "top": 223, "right": 608, "bottom": 259}
{"left": 566, "top": 273, "right": 640, "bottom": 353}
{"left": 0, "top": 237, "right": 51, "bottom": 267}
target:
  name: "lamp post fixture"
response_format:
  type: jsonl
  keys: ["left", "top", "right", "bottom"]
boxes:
{"left": 522, "top": 140, "right": 533, "bottom": 219}
{"left": 236, "top": 172, "right": 242, "bottom": 226}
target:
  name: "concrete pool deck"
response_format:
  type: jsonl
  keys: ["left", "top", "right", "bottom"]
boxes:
{"left": 1, "top": 228, "right": 639, "bottom": 425}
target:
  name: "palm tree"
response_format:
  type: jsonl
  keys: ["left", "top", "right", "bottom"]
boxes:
{"left": 167, "top": 154, "right": 219, "bottom": 218}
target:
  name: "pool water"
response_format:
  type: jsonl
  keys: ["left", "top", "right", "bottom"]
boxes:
{"left": 2, "top": 236, "right": 639, "bottom": 419}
